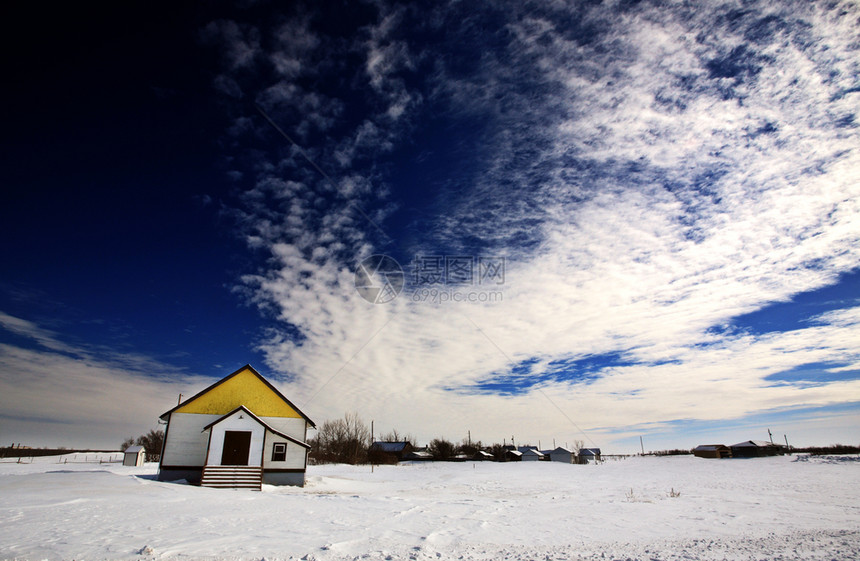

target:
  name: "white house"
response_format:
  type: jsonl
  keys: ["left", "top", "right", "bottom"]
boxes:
{"left": 157, "top": 365, "right": 315, "bottom": 488}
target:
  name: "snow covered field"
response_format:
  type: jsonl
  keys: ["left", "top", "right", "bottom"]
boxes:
{"left": 1, "top": 454, "right": 858, "bottom": 560}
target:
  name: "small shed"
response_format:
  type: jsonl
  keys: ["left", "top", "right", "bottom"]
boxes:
{"left": 549, "top": 446, "right": 574, "bottom": 463}
{"left": 693, "top": 444, "right": 731, "bottom": 459}
{"left": 579, "top": 448, "right": 601, "bottom": 464}
{"left": 475, "top": 450, "right": 494, "bottom": 461}
{"left": 123, "top": 445, "right": 146, "bottom": 466}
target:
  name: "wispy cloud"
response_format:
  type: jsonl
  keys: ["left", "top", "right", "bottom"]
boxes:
{"left": 210, "top": 0, "right": 860, "bottom": 449}
{"left": 0, "top": 312, "right": 214, "bottom": 448}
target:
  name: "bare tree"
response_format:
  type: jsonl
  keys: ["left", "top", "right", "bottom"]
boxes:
{"left": 378, "top": 429, "right": 415, "bottom": 445}
{"left": 312, "top": 412, "right": 371, "bottom": 464}
{"left": 571, "top": 439, "right": 585, "bottom": 464}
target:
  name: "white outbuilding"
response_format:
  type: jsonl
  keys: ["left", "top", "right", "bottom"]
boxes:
{"left": 549, "top": 446, "right": 574, "bottom": 463}
{"left": 579, "top": 448, "right": 602, "bottom": 464}
{"left": 123, "top": 445, "right": 146, "bottom": 466}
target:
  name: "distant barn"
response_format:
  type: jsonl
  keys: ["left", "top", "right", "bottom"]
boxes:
{"left": 693, "top": 444, "right": 731, "bottom": 459}
{"left": 730, "top": 440, "right": 785, "bottom": 458}
{"left": 369, "top": 441, "right": 413, "bottom": 462}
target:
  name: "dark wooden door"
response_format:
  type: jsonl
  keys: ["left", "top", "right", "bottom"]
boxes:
{"left": 220, "top": 431, "right": 252, "bottom": 465}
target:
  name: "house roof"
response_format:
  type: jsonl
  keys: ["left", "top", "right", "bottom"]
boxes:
{"left": 579, "top": 448, "right": 601, "bottom": 455}
{"left": 730, "top": 440, "right": 776, "bottom": 448}
{"left": 124, "top": 445, "right": 144, "bottom": 453}
{"left": 550, "top": 447, "right": 573, "bottom": 453}
{"left": 694, "top": 444, "right": 729, "bottom": 451}
{"left": 159, "top": 364, "right": 315, "bottom": 427}
{"left": 405, "top": 450, "right": 432, "bottom": 458}
{"left": 201, "top": 405, "right": 310, "bottom": 449}
{"left": 371, "top": 441, "right": 411, "bottom": 452}
{"left": 522, "top": 448, "right": 544, "bottom": 456}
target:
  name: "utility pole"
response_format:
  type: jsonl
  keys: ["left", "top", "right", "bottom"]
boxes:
{"left": 768, "top": 428, "right": 774, "bottom": 444}
{"left": 640, "top": 436, "right": 645, "bottom": 455}
{"left": 784, "top": 434, "right": 791, "bottom": 455}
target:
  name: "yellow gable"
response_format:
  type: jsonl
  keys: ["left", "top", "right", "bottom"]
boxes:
{"left": 175, "top": 367, "right": 303, "bottom": 418}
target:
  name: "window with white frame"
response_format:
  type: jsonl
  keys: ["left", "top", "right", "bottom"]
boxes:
{"left": 272, "top": 442, "right": 287, "bottom": 462}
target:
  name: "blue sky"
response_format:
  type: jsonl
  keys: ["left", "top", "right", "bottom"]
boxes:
{"left": 1, "top": 1, "right": 858, "bottom": 452}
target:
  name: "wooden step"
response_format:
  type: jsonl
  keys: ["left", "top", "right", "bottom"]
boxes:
{"left": 200, "top": 465, "right": 262, "bottom": 491}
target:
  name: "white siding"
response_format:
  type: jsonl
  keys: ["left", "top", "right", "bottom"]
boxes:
{"left": 262, "top": 430, "right": 307, "bottom": 470}
{"left": 161, "top": 413, "right": 220, "bottom": 467}
{"left": 162, "top": 411, "right": 309, "bottom": 469}
{"left": 549, "top": 448, "right": 573, "bottom": 463}
{"left": 259, "top": 416, "right": 308, "bottom": 442}
{"left": 206, "top": 411, "right": 267, "bottom": 467}
{"left": 123, "top": 449, "right": 145, "bottom": 466}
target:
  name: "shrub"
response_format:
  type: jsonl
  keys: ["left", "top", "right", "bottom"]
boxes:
{"left": 136, "top": 429, "right": 164, "bottom": 462}
{"left": 428, "top": 438, "right": 455, "bottom": 460}
{"left": 120, "top": 430, "right": 163, "bottom": 462}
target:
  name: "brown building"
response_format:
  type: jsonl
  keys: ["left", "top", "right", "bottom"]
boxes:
{"left": 692, "top": 444, "right": 731, "bottom": 459}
